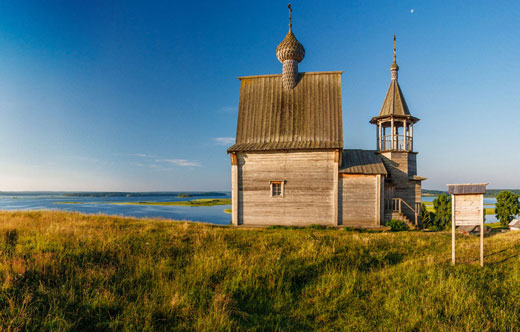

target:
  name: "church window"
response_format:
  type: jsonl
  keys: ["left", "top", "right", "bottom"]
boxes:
{"left": 270, "top": 181, "right": 284, "bottom": 197}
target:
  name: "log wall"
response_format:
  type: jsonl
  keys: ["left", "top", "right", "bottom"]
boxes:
{"left": 380, "top": 151, "right": 421, "bottom": 223}
{"left": 340, "top": 174, "right": 382, "bottom": 227}
{"left": 236, "top": 150, "right": 337, "bottom": 226}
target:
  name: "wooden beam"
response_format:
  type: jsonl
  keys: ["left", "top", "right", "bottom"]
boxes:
{"left": 391, "top": 118, "right": 395, "bottom": 150}
{"left": 334, "top": 150, "right": 341, "bottom": 226}
{"left": 376, "top": 174, "right": 381, "bottom": 226}
{"left": 452, "top": 194, "right": 456, "bottom": 265}
{"left": 334, "top": 149, "right": 341, "bottom": 165}
{"left": 480, "top": 194, "right": 484, "bottom": 267}
{"left": 231, "top": 153, "right": 239, "bottom": 226}
{"left": 340, "top": 173, "right": 377, "bottom": 178}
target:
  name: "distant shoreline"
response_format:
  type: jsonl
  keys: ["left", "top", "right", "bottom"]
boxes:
{"left": 423, "top": 189, "right": 519, "bottom": 198}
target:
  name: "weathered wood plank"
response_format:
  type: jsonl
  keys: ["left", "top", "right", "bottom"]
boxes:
{"left": 238, "top": 151, "right": 336, "bottom": 225}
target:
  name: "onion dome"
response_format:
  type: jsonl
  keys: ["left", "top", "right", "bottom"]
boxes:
{"left": 277, "top": 4, "right": 305, "bottom": 89}
{"left": 276, "top": 29, "right": 305, "bottom": 63}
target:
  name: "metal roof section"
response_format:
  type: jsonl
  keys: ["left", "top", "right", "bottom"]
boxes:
{"left": 339, "top": 149, "right": 387, "bottom": 175}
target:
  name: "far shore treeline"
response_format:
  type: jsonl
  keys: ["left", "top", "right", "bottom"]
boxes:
{"left": 0, "top": 191, "right": 228, "bottom": 198}
{"left": 422, "top": 189, "right": 520, "bottom": 198}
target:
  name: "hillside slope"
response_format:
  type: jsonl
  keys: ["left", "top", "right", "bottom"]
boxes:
{"left": 0, "top": 211, "right": 519, "bottom": 331}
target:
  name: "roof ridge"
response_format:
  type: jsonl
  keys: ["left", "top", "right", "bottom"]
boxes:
{"left": 237, "top": 71, "right": 343, "bottom": 79}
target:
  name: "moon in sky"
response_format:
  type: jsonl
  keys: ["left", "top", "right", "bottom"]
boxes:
{"left": 410, "top": 9, "right": 415, "bottom": 14}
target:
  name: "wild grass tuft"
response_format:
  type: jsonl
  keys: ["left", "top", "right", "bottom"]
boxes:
{"left": 0, "top": 211, "right": 519, "bottom": 331}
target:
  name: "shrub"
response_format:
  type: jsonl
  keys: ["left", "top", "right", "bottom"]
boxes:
{"left": 420, "top": 203, "right": 435, "bottom": 229}
{"left": 433, "top": 194, "right": 452, "bottom": 230}
{"left": 386, "top": 219, "right": 408, "bottom": 232}
{"left": 307, "top": 224, "right": 331, "bottom": 230}
{"left": 495, "top": 190, "right": 520, "bottom": 226}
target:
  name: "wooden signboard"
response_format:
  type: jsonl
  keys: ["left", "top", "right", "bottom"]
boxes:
{"left": 447, "top": 183, "right": 487, "bottom": 267}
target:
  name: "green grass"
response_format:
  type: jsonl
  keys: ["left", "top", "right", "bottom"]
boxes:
{"left": 1, "top": 211, "right": 520, "bottom": 331}
{"left": 224, "top": 208, "right": 232, "bottom": 214}
{"left": 115, "top": 198, "right": 231, "bottom": 206}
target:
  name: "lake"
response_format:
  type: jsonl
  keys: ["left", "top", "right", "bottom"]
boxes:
{"left": 422, "top": 196, "right": 498, "bottom": 223}
{"left": 0, "top": 192, "right": 499, "bottom": 225}
{"left": 0, "top": 192, "right": 232, "bottom": 225}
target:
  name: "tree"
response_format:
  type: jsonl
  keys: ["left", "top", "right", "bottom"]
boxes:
{"left": 495, "top": 191, "right": 520, "bottom": 226}
{"left": 420, "top": 203, "right": 435, "bottom": 229}
{"left": 433, "top": 194, "right": 452, "bottom": 230}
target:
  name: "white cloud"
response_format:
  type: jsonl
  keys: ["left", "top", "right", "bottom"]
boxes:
{"left": 156, "top": 159, "right": 201, "bottom": 167}
{"left": 134, "top": 153, "right": 154, "bottom": 158}
{"left": 217, "top": 106, "right": 237, "bottom": 114}
{"left": 214, "top": 137, "right": 235, "bottom": 145}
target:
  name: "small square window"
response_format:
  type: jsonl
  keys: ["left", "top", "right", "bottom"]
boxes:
{"left": 272, "top": 182, "right": 282, "bottom": 196}
{"left": 270, "top": 180, "right": 285, "bottom": 198}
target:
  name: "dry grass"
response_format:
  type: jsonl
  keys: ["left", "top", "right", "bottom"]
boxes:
{"left": 0, "top": 211, "right": 519, "bottom": 331}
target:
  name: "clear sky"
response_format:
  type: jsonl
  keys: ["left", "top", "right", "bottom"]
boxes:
{"left": 0, "top": 0, "right": 518, "bottom": 191}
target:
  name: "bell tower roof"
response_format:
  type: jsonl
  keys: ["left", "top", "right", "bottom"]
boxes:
{"left": 370, "top": 35, "right": 419, "bottom": 124}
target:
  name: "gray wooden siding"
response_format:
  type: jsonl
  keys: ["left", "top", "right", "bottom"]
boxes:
{"left": 340, "top": 174, "right": 379, "bottom": 227}
{"left": 379, "top": 151, "right": 421, "bottom": 222}
{"left": 453, "top": 194, "right": 483, "bottom": 225}
{"left": 237, "top": 151, "right": 336, "bottom": 226}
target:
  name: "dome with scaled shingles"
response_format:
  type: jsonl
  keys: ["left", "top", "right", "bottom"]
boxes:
{"left": 276, "top": 29, "right": 305, "bottom": 63}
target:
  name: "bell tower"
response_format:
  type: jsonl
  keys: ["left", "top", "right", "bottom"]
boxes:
{"left": 370, "top": 35, "right": 424, "bottom": 225}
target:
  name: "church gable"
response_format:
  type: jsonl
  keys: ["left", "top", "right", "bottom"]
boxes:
{"left": 227, "top": 71, "right": 343, "bottom": 152}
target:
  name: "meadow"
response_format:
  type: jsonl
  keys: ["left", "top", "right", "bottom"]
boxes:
{"left": 1, "top": 211, "right": 520, "bottom": 331}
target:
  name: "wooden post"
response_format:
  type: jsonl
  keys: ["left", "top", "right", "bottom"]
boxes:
{"left": 404, "top": 119, "right": 408, "bottom": 150}
{"left": 452, "top": 194, "right": 456, "bottom": 265}
{"left": 376, "top": 174, "right": 381, "bottom": 226}
{"left": 376, "top": 123, "right": 380, "bottom": 150}
{"left": 379, "top": 122, "right": 384, "bottom": 151}
{"left": 333, "top": 150, "right": 340, "bottom": 225}
{"left": 410, "top": 124, "right": 413, "bottom": 151}
{"left": 231, "top": 153, "right": 239, "bottom": 226}
{"left": 480, "top": 195, "right": 484, "bottom": 267}
{"left": 391, "top": 118, "right": 394, "bottom": 150}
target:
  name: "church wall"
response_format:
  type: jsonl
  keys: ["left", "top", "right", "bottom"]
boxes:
{"left": 340, "top": 174, "right": 381, "bottom": 227}
{"left": 380, "top": 151, "right": 421, "bottom": 223}
{"left": 236, "top": 150, "right": 337, "bottom": 226}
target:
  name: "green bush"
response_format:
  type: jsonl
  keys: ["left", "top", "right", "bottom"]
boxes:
{"left": 386, "top": 219, "right": 408, "bottom": 232}
{"left": 433, "top": 194, "right": 452, "bottom": 230}
{"left": 495, "top": 190, "right": 520, "bottom": 226}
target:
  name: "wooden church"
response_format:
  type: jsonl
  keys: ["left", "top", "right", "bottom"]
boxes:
{"left": 227, "top": 6, "right": 425, "bottom": 227}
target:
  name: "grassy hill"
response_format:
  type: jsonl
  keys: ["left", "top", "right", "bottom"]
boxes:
{"left": 1, "top": 211, "right": 519, "bottom": 331}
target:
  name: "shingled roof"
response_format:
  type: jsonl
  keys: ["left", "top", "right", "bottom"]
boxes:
{"left": 370, "top": 35, "right": 419, "bottom": 124}
{"left": 227, "top": 71, "right": 343, "bottom": 153}
{"left": 379, "top": 80, "right": 410, "bottom": 117}
{"left": 339, "top": 149, "right": 387, "bottom": 175}
{"left": 448, "top": 183, "right": 488, "bottom": 195}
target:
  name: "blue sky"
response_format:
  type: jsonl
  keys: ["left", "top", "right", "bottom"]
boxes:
{"left": 0, "top": 0, "right": 518, "bottom": 191}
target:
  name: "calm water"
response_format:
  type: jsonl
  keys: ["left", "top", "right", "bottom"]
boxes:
{"left": 0, "top": 192, "right": 499, "bottom": 225}
{"left": 422, "top": 196, "right": 498, "bottom": 222}
{"left": 0, "top": 192, "right": 232, "bottom": 225}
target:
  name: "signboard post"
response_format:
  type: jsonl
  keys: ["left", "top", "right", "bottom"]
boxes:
{"left": 447, "top": 183, "right": 487, "bottom": 267}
